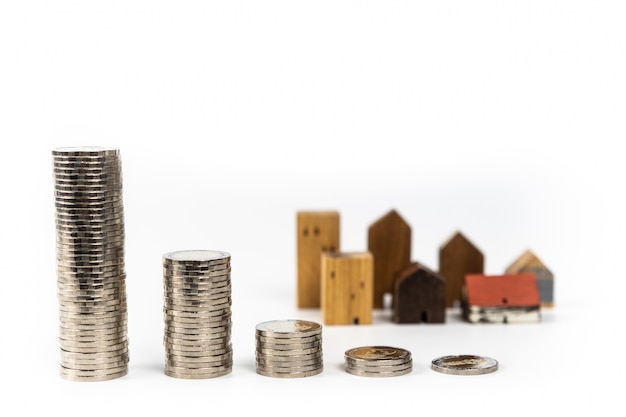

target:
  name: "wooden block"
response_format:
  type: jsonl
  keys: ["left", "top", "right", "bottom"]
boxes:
{"left": 367, "top": 209, "right": 411, "bottom": 309}
{"left": 393, "top": 262, "right": 446, "bottom": 324}
{"left": 506, "top": 249, "right": 554, "bottom": 308}
{"left": 462, "top": 273, "right": 541, "bottom": 324}
{"left": 297, "top": 211, "right": 340, "bottom": 308}
{"left": 321, "top": 252, "right": 373, "bottom": 325}
{"left": 439, "top": 231, "right": 484, "bottom": 308}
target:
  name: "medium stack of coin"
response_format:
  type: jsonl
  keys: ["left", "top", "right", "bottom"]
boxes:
{"left": 163, "top": 250, "right": 233, "bottom": 379}
{"left": 344, "top": 346, "right": 412, "bottom": 377}
{"left": 52, "top": 147, "right": 129, "bottom": 382}
{"left": 255, "top": 320, "right": 323, "bottom": 378}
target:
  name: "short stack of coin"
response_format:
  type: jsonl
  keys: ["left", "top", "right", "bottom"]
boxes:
{"left": 255, "top": 319, "right": 323, "bottom": 378}
{"left": 52, "top": 147, "right": 129, "bottom": 382}
{"left": 163, "top": 250, "right": 233, "bottom": 379}
{"left": 344, "top": 346, "right": 412, "bottom": 377}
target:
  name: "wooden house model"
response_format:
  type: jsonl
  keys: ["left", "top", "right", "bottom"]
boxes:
{"left": 439, "top": 231, "right": 484, "bottom": 308}
{"left": 321, "top": 251, "right": 373, "bottom": 325}
{"left": 506, "top": 249, "right": 554, "bottom": 308}
{"left": 367, "top": 209, "right": 411, "bottom": 309}
{"left": 462, "top": 273, "right": 541, "bottom": 324}
{"left": 393, "top": 262, "right": 446, "bottom": 324}
{"left": 297, "top": 211, "right": 340, "bottom": 308}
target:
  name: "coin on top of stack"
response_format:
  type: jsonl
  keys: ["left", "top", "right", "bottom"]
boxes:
{"left": 255, "top": 319, "right": 323, "bottom": 378}
{"left": 344, "top": 346, "right": 412, "bottom": 377}
{"left": 163, "top": 250, "right": 233, "bottom": 379}
{"left": 52, "top": 146, "right": 129, "bottom": 382}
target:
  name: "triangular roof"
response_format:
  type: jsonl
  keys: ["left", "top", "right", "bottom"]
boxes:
{"left": 397, "top": 261, "right": 445, "bottom": 285}
{"left": 506, "top": 249, "right": 549, "bottom": 274}
{"left": 465, "top": 273, "right": 540, "bottom": 307}
{"left": 368, "top": 209, "right": 410, "bottom": 231}
{"left": 439, "top": 230, "right": 482, "bottom": 253}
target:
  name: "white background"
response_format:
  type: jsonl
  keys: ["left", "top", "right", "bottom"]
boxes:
{"left": 1, "top": 1, "right": 625, "bottom": 415}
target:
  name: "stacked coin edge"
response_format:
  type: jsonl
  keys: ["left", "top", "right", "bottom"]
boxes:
{"left": 255, "top": 319, "right": 324, "bottom": 378}
{"left": 344, "top": 346, "right": 413, "bottom": 377}
{"left": 53, "top": 147, "right": 129, "bottom": 382}
{"left": 163, "top": 250, "right": 233, "bottom": 379}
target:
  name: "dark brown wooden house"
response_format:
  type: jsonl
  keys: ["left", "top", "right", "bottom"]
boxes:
{"left": 367, "top": 209, "right": 411, "bottom": 309}
{"left": 393, "top": 262, "right": 446, "bottom": 324}
{"left": 438, "top": 231, "right": 484, "bottom": 308}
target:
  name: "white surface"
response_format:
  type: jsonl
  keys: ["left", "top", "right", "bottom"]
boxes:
{"left": 1, "top": 1, "right": 625, "bottom": 415}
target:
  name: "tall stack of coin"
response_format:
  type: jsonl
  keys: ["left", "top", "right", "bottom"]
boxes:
{"left": 52, "top": 147, "right": 129, "bottom": 382}
{"left": 255, "top": 319, "right": 323, "bottom": 378}
{"left": 344, "top": 346, "right": 412, "bottom": 377}
{"left": 163, "top": 250, "right": 233, "bottom": 379}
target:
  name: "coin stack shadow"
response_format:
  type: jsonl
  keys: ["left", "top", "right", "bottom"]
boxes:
{"left": 52, "top": 147, "right": 129, "bottom": 382}
{"left": 344, "top": 346, "right": 413, "bottom": 377}
{"left": 163, "top": 250, "right": 233, "bottom": 379}
{"left": 255, "top": 319, "right": 324, "bottom": 378}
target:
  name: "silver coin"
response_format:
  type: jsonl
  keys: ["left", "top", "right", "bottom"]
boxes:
{"left": 162, "top": 307, "right": 230, "bottom": 318}
{"left": 164, "top": 285, "right": 232, "bottom": 298}
{"left": 255, "top": 367, "right": 323, "bottom": 379}
{"left": 163, "top": 250, "right": 230, "bottom": 263}
{"left": 345, "top": 365, "right": 412, "bottom": 378}
{"left": 164, "top": 327, "right": 231, "bottom": 340}
{"left": 164, "top": 317, "right": 232, "bottom": 329}
{"left": 163, "top": 311, "right": 232, "bottom": 323}
{"left": 164, "top": 322, "right": 231, "bottom": 334}
{"left": 162, "top": 302, "right": 231, "bottom": 314}
{"left": 165, "top": 349, "right": 233, "bottom": 361}
{"left": 59, "top": 340, "right": 128, "bottom": 353}
{"left": 254, "top": 355, "right": 323, "bottom": 366}
{"left": 52, "top": 155, "right": 120, "bottom": 163}
{"left": 255, "top": 349, "right": 323, "bottom": 360}
{"left": 163, "top": 282, "right": 231, "bottom": 292}
{"left": 59, "top": 316, "right": 127, "bottom": 327}
{"left": 345, "top": 346, "right": 412, "bottom": 366}
{"left": 255, "top": 333, "right": 321, "bottom": 344}
{"left": 164, "top": 367, "right": 231, "bottom": 379}
{"left": 60, "top": 347, "right": 129, "bottom": 359}
{"left": 53, "top": 179, "right": 122, "bottom": 187}
{"left": 61, "top": 355, "right": 128, "bottom": 368}
{"left": 57, "top": 285, "right": 126, "bottom": 297}
{"left": 431, "top": 355, "right": 498, "bottom": 376}
{"left": 60, "top": 368, "right": 128, "bottom": 382}
{"left": 166, "top": 355, "right": 233, "bottom": 367}
{"left": 59, "top": 310, "right": 128, "bottom": 322}
{"left": 163, "top": 259, "right": 231, "bottom": 268}
{"left": 256, "top": 362, "right": 324, "bottom": 373}
{"left": 60, "top": 363, "right": 127, "bottom": 375}
{"left": 163, "top": 296, "right": 232, "bottom": 309}
{"left": 255, "top": 320, "right": 321, "bottom": 338}
{"left": 256, "top": 340, "right": 322, "bottom": 351}
{"left": 256, "top": 345, "right": 322, "bottom": 356}
{"left": 164, "top": 275, "right": 231, "bottom": 285}
{"left": 165, "top": 345, "right": 232, "bottom": 355}
{"left": 164, "top": 267, "right": 231, "bottom": 276}
{"left": 59, "top": 326, "right": 127, "bottom": 338}
{"left": 165, "top": 363, "right": 232, "bottom": 373}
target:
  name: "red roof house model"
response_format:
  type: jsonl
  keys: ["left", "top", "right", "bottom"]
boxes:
{"left": 463, "top": 273, "right": 541, "bottom": 324}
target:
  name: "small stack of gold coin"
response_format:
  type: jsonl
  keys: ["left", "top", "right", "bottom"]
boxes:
{"left": 255, "top": 319, "right": 323, "bottom": 378}
{"left": 52, "top": 147, "right": 129, "bottom": 382}
{"left": 163, "top": 250, "right": 233, "bottom": 379}
{"left": 344, "top": 346, "right": 412, "bottom": 377}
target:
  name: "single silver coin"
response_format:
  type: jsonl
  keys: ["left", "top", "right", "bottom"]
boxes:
{"left": 431, "top": 354, "right": 498, "bottom": 375}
